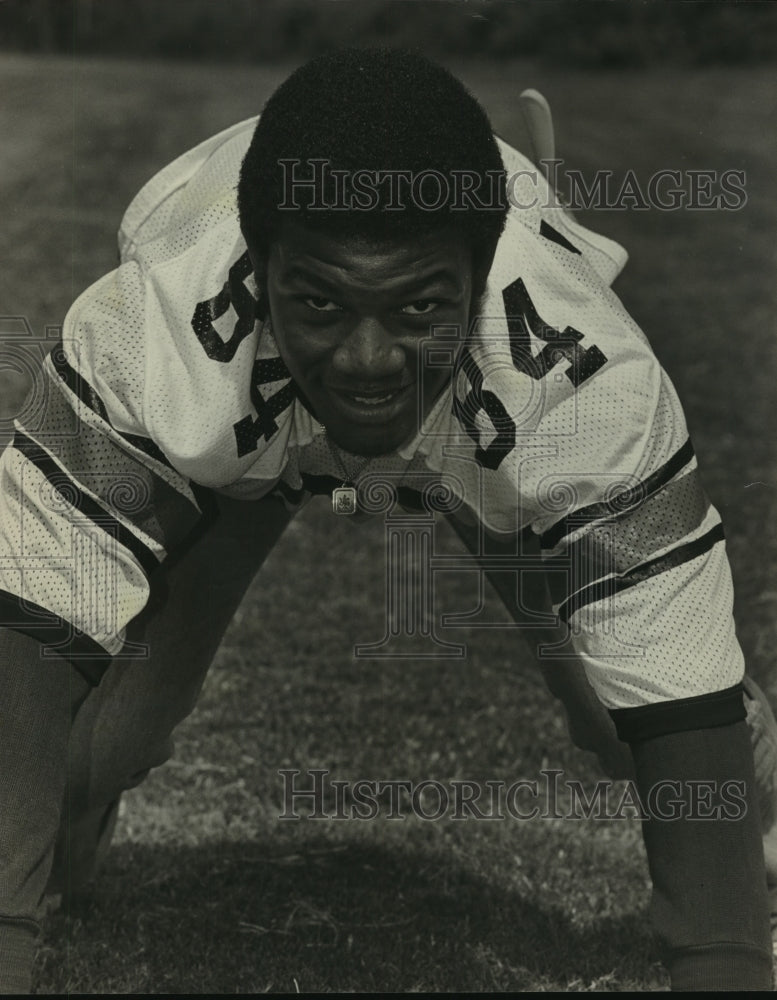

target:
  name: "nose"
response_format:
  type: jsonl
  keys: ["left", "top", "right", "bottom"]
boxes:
{"left": 332, "top": 317, "right": 405, "bottom": 380}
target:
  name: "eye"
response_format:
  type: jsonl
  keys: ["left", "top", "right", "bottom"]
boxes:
{"left": 401, "top": 300, "right": 439, "bottom": 316}
{"left": 304, "top": 296, "right": 342, "bottom": 312}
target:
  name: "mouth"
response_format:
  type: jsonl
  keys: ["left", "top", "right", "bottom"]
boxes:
{"left": 326, "top": 383, "right": 416, "bottom": 424}
{"left": 343, "top": 388, "right": 402, "bottom": 405}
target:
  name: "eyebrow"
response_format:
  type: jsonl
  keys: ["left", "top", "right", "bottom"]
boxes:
{"left": 280, "top": 265, "right": 464, "bottom": 297}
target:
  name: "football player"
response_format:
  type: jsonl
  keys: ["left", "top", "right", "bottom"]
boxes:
{"left": 0, "top": 48, "right": 775, "bottom": 992}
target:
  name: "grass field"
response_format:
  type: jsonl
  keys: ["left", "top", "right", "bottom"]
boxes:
{"left": 1, "top": 50, "right": 775, "bottom": 993}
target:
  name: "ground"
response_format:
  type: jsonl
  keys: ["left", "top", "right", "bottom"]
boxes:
{"left": 0, "top": 52, "right": 774, "bottom": 993}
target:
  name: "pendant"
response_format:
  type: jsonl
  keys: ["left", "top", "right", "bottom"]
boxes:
{"left": 332, "top": 485, "right": 357, "bottom": 515}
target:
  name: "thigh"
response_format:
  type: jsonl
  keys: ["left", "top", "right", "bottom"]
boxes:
{"left": 69, "top": 491, "right": 294, "bottom": 810}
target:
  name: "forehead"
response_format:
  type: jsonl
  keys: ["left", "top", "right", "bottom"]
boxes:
{"left": 267, "top": 220, "right": 472, "bottom": 294}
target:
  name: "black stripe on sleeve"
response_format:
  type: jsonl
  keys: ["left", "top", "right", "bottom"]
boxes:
{"left": 610, "top": 683, "right": 746, "bottom": 743}
{"left": 116, "top": 431, "right": 174, "bottom": 469}
{"left": 541, "top": 439, "right": 696, "bottom": 551}
{"left": 0, "top": 589, "right": 110, "bottom": 686}
{"left": 31, "top": 385, "right": 204, "bottom": 552}
{"left": 12, "top": 431, "right": 160, "bottom": 577}
{"left": 49, "top": 343, "right": 110, "bottom": 421}
{"left": 49, "top": 346, "right": 173, "bottom": 469}
{"left": 558, "top": 522, "right": 724, "bottom": 623}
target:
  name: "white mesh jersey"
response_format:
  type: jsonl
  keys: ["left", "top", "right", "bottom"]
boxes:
{"left": 0, "top": 118, "right": 743, "bottom": 707}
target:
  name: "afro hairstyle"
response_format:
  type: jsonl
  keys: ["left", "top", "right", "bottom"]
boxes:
{"left": 237, "top": 47, "right": 508, "bottom": 295}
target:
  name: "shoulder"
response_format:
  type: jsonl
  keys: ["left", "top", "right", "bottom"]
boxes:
{"left": 118, "top": 117, "right": 258, "bottom": 262}
{"left": 495, "top": 137, "right": 628, "bottom": 287}
{"left": 439, "top": 161, "right": 689, "bottom": 535}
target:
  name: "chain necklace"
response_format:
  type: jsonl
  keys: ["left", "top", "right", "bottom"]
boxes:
{"left": 325, "top": 435, "right": 373, "bottom": 515}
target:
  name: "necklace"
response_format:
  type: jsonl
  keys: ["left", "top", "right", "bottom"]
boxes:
{"left": 325, "top": 436, "right": 373, "bottom": 515}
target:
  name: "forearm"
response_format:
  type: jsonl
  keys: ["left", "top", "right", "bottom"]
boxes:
{"left": 622, "top": 716, "right": 772, "bottom": 990}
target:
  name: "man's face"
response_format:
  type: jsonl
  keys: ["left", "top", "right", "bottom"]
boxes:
{"left": 249, "top": 220, "right": 473, "bottom": 456}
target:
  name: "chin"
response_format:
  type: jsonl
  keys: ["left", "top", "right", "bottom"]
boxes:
{"left": 329, "top": 424, "right": 412, "bottom": 458}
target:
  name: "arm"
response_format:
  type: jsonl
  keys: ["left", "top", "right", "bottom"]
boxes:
{"left": 445, "top": 514, "right": 773, "bottom": 990}
{"left": 625, "top": 715, "right": 772, "bottom": 990}
{"left": 449, "top": 94, "right": 772, "bottom": 984}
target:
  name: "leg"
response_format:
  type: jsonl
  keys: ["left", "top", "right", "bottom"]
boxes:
{"left": 0, "top": 630, "right": 90, "bottom": 993}
{"left": 49, "top": 491, "right": 293, "bottom": 894}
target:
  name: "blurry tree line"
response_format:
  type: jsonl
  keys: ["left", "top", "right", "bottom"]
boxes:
{"left": 1, "top": 0, "right": 775, "bottom": 67}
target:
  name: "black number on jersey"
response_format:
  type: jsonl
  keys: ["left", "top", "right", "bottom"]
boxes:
{"left": 502, "top": 277, "right": 608, "bottom": 388}
{"left": 452, "top": 347, "right": 516, "bottom": 471}
{"left": 191, "top": 251, "right": 257, "bottom": 362}
{"left": 191, "top": 252, "right": 296, "bottom": 456}
{"left": 233, "top": 357, "right": 295, "bottom": 457}
{"left": 454, "top": 277, "right": 608, "bottom": 471}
